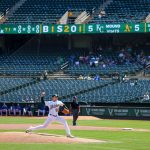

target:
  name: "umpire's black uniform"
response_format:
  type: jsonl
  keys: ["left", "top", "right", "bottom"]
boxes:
{"left": 70, "top": 96, "right": 80, "bottom": 126}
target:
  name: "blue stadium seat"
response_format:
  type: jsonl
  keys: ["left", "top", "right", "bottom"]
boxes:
{"left": 5, "top": 0, "right": 103, "bottom": 24}
{"left": 0, "top": 79, "right": 112, "bottom": 102}
{"left": 76, "top": 79, "right": 150, "bottom": 103}
{"left": 92, "top": 0, "right": 150, "bottom": 23}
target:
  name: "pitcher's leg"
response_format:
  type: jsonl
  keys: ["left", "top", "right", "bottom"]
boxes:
{"left": 27, "top": 116, "right": 53, "bottom": 131}
{"left": 56, "top": 116, "right": 71, "bottom": 135}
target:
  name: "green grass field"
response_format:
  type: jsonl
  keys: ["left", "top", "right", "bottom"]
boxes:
{"left": 0, "top": 117, "right": 150, "bottom": 150}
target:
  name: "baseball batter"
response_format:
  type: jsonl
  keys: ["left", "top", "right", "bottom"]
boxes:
{"left": 26, "top": 94, "right": 74, "bottom": 138}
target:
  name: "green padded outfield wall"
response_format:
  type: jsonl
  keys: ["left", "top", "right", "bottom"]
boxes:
{"left": 81, "top": 106, "right": 150, "bottom": 118}
{"left": 0, "top": 23, "right": 150, "bottom": 34}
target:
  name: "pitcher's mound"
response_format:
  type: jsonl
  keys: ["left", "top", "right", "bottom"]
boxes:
{"left": 0, "top": 132, "right": 106, "bottom": 144}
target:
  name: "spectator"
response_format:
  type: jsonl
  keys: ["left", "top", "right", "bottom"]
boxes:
{"left": 75, "top": 60, "right": 80, "bottom": 66}
{"left": 102, "top": 63, "right": 106, "bottom": 68}
{"left": 85, "top": 56, "right": 89, "bottom": 64}
{"left": 98, "top": 10, "right": 106, "bottom": 18}
{"left": 0, "top": 103, "right": 2, "bottom": 116}
{"left": 37, "top": 106, "right": 45, "bottom": 117}
{"left": 92, "top": 7, "right": 95, "bottom": 14}
{"left": 37, "top": 104, "right": 45, "bottom": 116}
{"left": 143, "top": 92, "right": 150, "bottom": 101}
{"left": 23, "top": 104, "right": 28, "bottom": 116}
{"left": 135, "top": 80, "right": 138, "bottom": 85}
{"left": 40, "top": 76, "right": 44, "bottom": 80}
{"left": 44, "top": 70, "right": 48, "bottom": 80}
{"left": 122, "top": 74, "right": 129, "bottom": 82}
{"left": 15, "top": 104, "right": 22, "bottom": 116}
{"left": 94, "top": 75, "right": 100, "bottom": 81}
{"left": 8, "top": 103, "right": 16, "bottom": 116}
{"left": 130, "top": 80, "right": 138, "bottom": 86}
{"left": 78, "top": 75, "right": 84, "bottom": 80}
{"left": 79, "top": 56, "right": 84, "bottom": 63}
{"left": 130, "top": 82, "right": 135, "bottom": 86}
{"left": 94, "top": 59, "right": 99, "bottom": 67}
{"left": 1, "top": 103, "right": 8, "bottom": 116}
{"left": 112, "top": 72, "right": 119, "bottom": 80}
{"left": 23, "top": 104, "right": 33, "bottom": 116}
{"left": 118, "top": 51, "right": 124, "bottom": 59}
{"left": 26, "top": 96, "right": 30, "bottom": 102}
{"left": 89, "top": 56, "right": 96, "bottom": 67}
{"left": 84, "top": 75, "right": 92, "bottom": 80}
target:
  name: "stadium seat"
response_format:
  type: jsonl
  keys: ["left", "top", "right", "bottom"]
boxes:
{"left": 0, "top": 79, "right": 112, "bottom": 102}
{"left": 5, "top": 0, "right": 103, "bottom": 24}
{"left": 76, "top": 79, "right": 150, "bottom": 103}
{"left": 92, "top": 0, "right": 150, "bottom": 23}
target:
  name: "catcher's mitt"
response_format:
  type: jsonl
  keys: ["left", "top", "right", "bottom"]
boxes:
{"left": 59, "top": 105, "right": 70, "bottom": 115}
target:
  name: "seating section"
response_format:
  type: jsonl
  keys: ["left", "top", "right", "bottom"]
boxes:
{"left": 65, "top": 52, "right": 143, "bottom": 76}
{"left": 0, "top": 56, "right": 62, "bottom": 76}
{"left": 1, "top": 79, "right": 149, "bottom": 103}
{"left": 0, "top": 0, "right": 19, "bottom": 14}
{"left": 0, "top": 77, "right": 32, "bottom": 92}
{"left": 5, "top": 0, "right": 103, "bottom": 24}
{"left": 92, "top": 0, "right": 150, "bottom": 23}
{"left": 0, "top": 0, "right": 150, "bottom": 104}
{"left": 0, "top": 48, "right": 144, "bottom": 77}
{"left": 2, "top": 0, "right": 150, "bottom": 24}
{"left": 145, "top": 69, "right": 150, "bottom": 76}
{"left": 0, "top": 79, "right": 112, "bottom": 102}
{"left": 75, "top": 80, "right": 150, "bottom": 103}
{"left": 66, "top": 63, "right": 142, "bottom": 76}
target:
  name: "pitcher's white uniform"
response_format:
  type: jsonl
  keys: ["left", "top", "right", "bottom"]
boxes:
{"left": 27, "top": 100, "right": 71, "bottom": 136}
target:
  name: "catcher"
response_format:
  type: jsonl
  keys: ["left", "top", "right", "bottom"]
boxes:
{"left": 26, "top": 94, "right": 74, "bottom": 138}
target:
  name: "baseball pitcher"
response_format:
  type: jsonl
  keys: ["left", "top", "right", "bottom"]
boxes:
{"left": 26, "top": 94, "right": 74, "bottom": 138}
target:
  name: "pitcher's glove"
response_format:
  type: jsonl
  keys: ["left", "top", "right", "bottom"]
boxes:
{"left": 59, "top": 105, "right": 70, "bottom": 115}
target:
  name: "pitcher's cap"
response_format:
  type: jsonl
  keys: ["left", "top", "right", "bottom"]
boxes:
{"left": 52, "top": 94, "right": 58, "bottom": 97}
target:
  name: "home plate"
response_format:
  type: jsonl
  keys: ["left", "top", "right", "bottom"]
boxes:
{"left": 0, "top": 132, "right": 106, "bottom": 144}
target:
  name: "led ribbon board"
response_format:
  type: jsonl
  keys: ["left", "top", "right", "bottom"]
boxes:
{"left": 0, "top": 23, "right": 150, "bottom": 34}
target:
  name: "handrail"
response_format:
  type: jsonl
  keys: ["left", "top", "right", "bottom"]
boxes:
{"left": 145, "top": 14, "right": 150, "bottom": 23}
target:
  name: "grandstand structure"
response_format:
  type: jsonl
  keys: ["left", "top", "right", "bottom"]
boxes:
{"left": 0, "top": 0, "right": 150, "bottom": 109}
{"left": 0, "top": 0, "right": 149, "bottom": 24}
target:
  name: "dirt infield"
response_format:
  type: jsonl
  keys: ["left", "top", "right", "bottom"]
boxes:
{"left": 0, "top": 116, "right": 105, "bottom": 144}
{"left": 0, "top": 116, "right": 100, "bottom": 120}
{"left": 0, "top": 116, "right": 149, "bottom": 144}
{"left": 0, "top": 132, "right": 105, "bottom": 144}
{"left": 0, "top": 124, "right": 150, "bottom": 132}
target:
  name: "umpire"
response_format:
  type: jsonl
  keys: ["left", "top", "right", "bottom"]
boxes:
{"left": 70, "top": 96, "right": 80, "bottom": 126}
